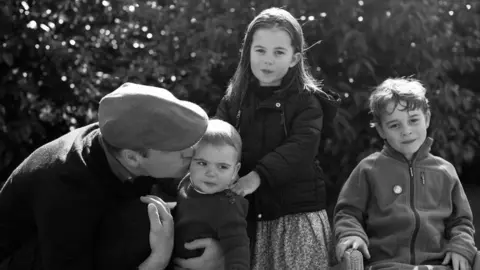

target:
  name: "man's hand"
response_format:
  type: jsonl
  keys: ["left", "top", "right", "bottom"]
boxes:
{"left": 230, "top": 171, "right": 260, "bottom": 197}
{"left": 138, "top": 195, "right": 176, "bottom": 270}
{"left": 443, "top": 251, "right": 471, "bottom": 270}
{"left": 173, "top": 238, "right": 224, "bottom": 270}
{"left": 335, "top": 236, "right": 370, "bottom": 262}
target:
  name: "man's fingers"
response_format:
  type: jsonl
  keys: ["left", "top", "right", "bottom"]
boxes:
{"left": 185, "top": 238, "right": 212, "bottom": 250}
{"left": 141, "top": 196, "right": 173, "bottom": 224}
{"left": 453, "top": 258, "right": 459, "bottom": 270}
{"left": 147, "top": 203, "right": 162, "bottom": 231}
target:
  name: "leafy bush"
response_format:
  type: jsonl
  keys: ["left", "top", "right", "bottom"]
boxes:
{"left": 1, "top": 0, "right": 479, "bottom": 199}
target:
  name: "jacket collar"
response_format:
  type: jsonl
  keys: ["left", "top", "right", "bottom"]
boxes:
{"left": 381, "top": 137, "right": 433, "bottom": 164}
{"left": 99, "top": 134, "right": 136, "bottom": 182}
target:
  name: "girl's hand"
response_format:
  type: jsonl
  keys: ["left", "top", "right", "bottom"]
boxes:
{"left": 230, "top": 171, "right": 261, "bottom": 196}
{"left": 442, "top": 251, "right": 471, "bottom": 270}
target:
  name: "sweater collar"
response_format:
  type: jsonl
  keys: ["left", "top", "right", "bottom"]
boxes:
{"left": 381, "top": 137, "right": 433, "bottom": 164}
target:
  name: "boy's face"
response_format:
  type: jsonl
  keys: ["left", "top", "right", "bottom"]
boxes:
{"left": 376, "top": 101, "right": 430, "bottom": 161}
{"left": 189, "top": 143, "right": 240, "bottom": 194}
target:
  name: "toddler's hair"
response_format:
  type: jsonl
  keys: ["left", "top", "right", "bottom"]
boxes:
{"left": 197, "top": 119, "right": 242, "bottom": 161}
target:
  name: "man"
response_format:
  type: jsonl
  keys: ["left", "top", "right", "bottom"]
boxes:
{"left": 0, "top": 83, "right": 223, "bottom": 270}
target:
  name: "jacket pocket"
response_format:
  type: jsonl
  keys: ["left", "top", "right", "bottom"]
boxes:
{"left": 416, "top": 170, "right": 446, "bottom": 211}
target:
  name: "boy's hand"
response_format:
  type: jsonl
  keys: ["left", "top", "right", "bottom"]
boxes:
{"left": 335, "top": 236, "right": 370, "bottom": 262}
{"left": 230, "top": 171, "right": 260, "bottom": 197}
{"left": 442, "top": 251, "right": 471, "bottom": 270}
{"left": 173, "top": 238, "right": 224, "bottom": 270}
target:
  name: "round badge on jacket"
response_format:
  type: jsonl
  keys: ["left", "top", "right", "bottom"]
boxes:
{"left": 393, "top": 185, "right": 402, "bottom": 194}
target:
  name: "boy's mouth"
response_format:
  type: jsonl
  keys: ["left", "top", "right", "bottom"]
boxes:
{"left": 402, "top": 139, "right": 416, "bottom": 144}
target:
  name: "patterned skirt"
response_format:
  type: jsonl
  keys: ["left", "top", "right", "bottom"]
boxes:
{"left": 251, "top": 210, "right": 336, "bottom": 270}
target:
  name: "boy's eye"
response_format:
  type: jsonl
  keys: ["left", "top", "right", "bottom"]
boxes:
{"left": 275, "top": 51, "right": 285, "bottom": 55}
{"left": 256, "top": 49, "right": 265, "bottom": 53}
{"left": 219, "top": 165, "right": 229, "bottom": 170}
{"left": 410, "top": 118, "right": 419, "bottom": 123}
{"left": 196, "top": 161, "right": 206, "bottom": 166}
{"left": 388, "top": 124, "right": 399, "bottom": 129}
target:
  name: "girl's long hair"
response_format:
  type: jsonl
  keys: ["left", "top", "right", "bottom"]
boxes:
{"left": 225, "top": 7, "right": 322, "bottom": 103}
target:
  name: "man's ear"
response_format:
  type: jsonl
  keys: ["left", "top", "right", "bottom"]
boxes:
{"left": 375, "top": 124, "right": 386, "bottom": 139}
{"left": 289, "top": 52, "right": 301, "bottom": 68}
{"left": 120, "top": 149, "right": 143, "bottom": 167}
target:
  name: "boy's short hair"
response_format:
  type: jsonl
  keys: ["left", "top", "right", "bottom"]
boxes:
{"left": 197, "top": 119, "right": 242, "bottom": 161}
{"left": 369, "top": 77, "right": 430, "bottom": 126}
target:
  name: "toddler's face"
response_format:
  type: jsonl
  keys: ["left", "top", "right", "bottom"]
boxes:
{"left": 189, "top": 143, "right": 240, "bottom": 194}
{"left": 376, "top": 101, "right": 430, "bottom": 161}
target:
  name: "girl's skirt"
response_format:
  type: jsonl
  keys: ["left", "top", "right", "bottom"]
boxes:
{"left": 251, "top": 209, "right": 335, "bottom": 270}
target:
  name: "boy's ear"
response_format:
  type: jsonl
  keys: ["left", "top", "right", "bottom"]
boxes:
{"left": 375, "top": 124, "right": 386, "bottom": 139}
{"left": 425, "top": 110, "right": 431, "bottom": 128}
{"left": 289, "top": 52, "right": 301, "bottom": 68}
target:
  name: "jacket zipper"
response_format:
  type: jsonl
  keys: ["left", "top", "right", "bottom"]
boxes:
{"left": 408, "top": 162, "right": 420, "bottom": 265}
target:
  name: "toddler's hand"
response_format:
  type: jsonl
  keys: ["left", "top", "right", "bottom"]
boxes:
{"left": 442, "top": 251, "right": 471, "bottom": 270}
{"left": 335, "top": 236, "right": 370, "bottom": 262}
{"left": 230, "top": 171, "right": 260, "bottom": 196}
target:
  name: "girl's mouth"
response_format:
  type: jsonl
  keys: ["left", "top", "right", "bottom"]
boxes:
{"left": 261, "top": 69, "right": 273, "bottom": 74}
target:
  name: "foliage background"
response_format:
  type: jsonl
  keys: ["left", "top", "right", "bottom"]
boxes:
{"left": 1, "top": 0, "right": 479, "bottom": 206}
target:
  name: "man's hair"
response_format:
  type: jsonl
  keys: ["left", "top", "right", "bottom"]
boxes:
{"left": 197, "top": 119, "right": 242, "bottom": 161}
{"left": 101, "top": 134, "right": 150, "bottom": 158}
{"left": 369, "top": 77, "right": 430, "bottom": 126}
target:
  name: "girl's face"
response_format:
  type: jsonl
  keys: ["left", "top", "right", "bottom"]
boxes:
{"left": 249, "top": 27, "right": 300, "bottom": 87}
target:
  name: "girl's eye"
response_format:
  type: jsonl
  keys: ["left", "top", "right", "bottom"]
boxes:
{"left": 219, "top": 165, "right": 229, "bottom": 170}
{"left": 410, "top": 118, "right": 419, "bottom": 123}
{"left": 275, "top": 51, "right": 285, "bottom": 55}
{"left": 388, "top": 124, "right": 399, "bottom": 129}
{"left": 197, "top": 161, "right": 206, "bottom": 166}
{"left": 256, "top": 49, "right": 265, "bottom": 53}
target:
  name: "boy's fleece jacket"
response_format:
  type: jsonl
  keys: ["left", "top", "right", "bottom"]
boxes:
{"left": 334, "top": 138, "right": 476, "bottom": 268}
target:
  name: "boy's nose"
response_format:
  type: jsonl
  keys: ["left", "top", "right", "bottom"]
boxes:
{"left": 402, "top": 129, "right": 413, "bottom": 136}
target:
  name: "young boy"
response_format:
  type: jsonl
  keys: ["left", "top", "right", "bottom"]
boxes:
{"left": 172, "top": 119, "right": 250, "bottom": 269}
{"left": 334, "top": 78, "right": 476, "bottom": 270}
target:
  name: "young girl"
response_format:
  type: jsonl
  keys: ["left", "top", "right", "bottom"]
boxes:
{"left": 215, "top": 7, "right": 340, "bottom": 269}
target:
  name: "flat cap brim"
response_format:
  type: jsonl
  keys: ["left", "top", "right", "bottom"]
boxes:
{"left": 98, "top": 83, "right": 208, "bottom": 151}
